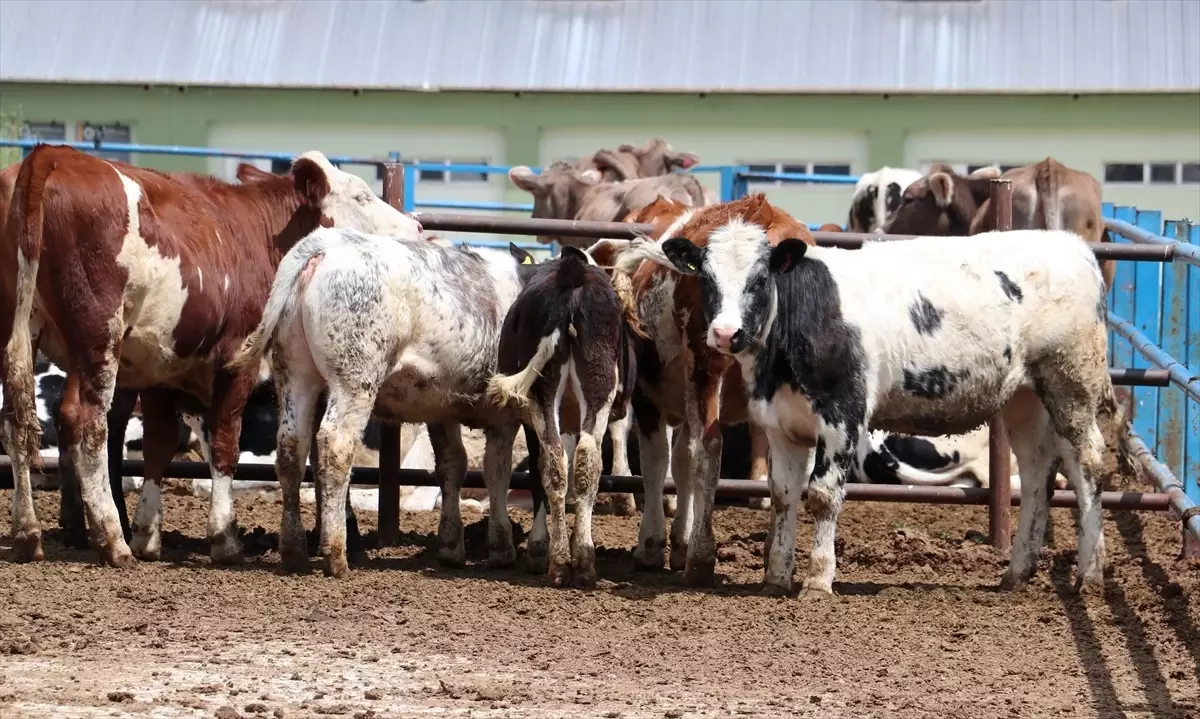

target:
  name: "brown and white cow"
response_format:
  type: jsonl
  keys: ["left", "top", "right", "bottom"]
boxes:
{"left": 508, "top": 162, "right": 709, "bottom": 249}
{"left": 612, "top": 194, "right": 808, "bottom": 583}
{"left": 0, "top": 144, "right": 420, "bottom": 567}
{"left": 882, "top": 157, "right": 1116, "bottom": 290}
{"left": 574, "top": 138, "right": 700, "bottom": 183}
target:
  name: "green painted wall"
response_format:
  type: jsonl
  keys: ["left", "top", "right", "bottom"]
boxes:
{"left": 2, "top": 83, "right": 1198, "bottom": 219}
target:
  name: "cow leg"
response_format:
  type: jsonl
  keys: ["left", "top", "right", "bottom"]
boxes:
{"left": 205, "top": 367, "right": 261, "bottom": 565}
{"left": 668, "top": 424, "right": 694, "bottom": 572}
{"left": 663, "top": 425, "right": 678, "bottom": 518}
{"left": 746, "top": 423, "right": 771, "bottom": 511}
{"left": 482, "top": 422, "right": 518, "bottom": 568}
{"left": 128, "top": 390, "right": 179, "bottom": 561}
{"left": 601, "top": 413, "right": 637, "bottom": 516}
{"left": 430, "top": 422, "right": 469, "bottom": 567}
{"left": 761, "top": 428, "right": 813, "bottom": 596}
{"left": 632, "top": 399, "right": 669, "bottom": 570}
{"left": 105, "top": 388, "right": 138, "bottom": 541}
{"left": 273, "top": 360, "right": 323, "bottom": 574}
{"left": 3, "top": 328, "right": 45, "bottom": 563}
{"left": 1001, "top": 408, "right": 1057, "bottom": 590}
{"left": 562, "top": 432, "right": 579, "bottom": 508}
{"left": 800, "top": 426, "right": 857, "bottom": 600}
{"left": 537, "top": 420, "right": 571, "bottom": 587}
{"left": 524, "top": 423, "right": 549, "bottom": 574}
{"left": 313, "top": 380, "right": 376, "bottom": 579}
{"left": 56, "top": 438, "right": 87, "bottom": 550}
{"left": 683, "top": 411, "right": 723, "bottom": 587}
{"left": 57, "top": 352, "right": 132, "bottom": 568}
{"left": 569, "top": 382, "right": 616, "bottom": 589}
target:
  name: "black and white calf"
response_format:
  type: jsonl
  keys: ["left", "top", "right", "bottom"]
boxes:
{"left": 652, "top": 218, "right": 1113, "bottom": 598}
{"left": 847, "top": 167, "right": 923, "bottom": 233}
{"left": 487, "top": 243, "right": 633, "bottom": 587}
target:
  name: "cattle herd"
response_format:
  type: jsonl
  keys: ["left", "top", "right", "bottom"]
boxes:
{"left": 0, "top": 138, "right": 1125, "bottom": 596}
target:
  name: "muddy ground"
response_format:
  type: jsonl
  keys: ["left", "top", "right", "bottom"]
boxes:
{"left": 1, "top": 481, "right": 1197, "bottom": 719}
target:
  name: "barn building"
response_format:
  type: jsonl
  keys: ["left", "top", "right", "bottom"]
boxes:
{"left": 1, "top": 0, "right": 1197, "bottom": 228}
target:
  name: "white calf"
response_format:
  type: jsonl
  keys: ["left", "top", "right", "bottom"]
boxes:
{"left": 230, "top": 226, "right": 526, "bottom": 577}
{"left": 847, "top": 166, "right": 923, "bottom": 233}
{"left": 651, "top": 219, "right": 1114, "bottom": 599}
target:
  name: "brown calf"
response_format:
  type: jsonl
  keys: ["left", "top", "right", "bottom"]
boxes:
{"left": 509, "top": 162, "right": 710, "bottom": 249}
{"left": 883, "top": 157, "right": 1115, "bottom": 290}
{"left": 614, "top": 194, "right": 812, "bottom": 584}
{"left": 0, "top": 145, "right": 419, "bottom": 567}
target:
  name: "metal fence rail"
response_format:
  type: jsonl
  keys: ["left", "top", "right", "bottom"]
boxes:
{"left": 0, "top": 140, "right": 1195, "bottom": 555}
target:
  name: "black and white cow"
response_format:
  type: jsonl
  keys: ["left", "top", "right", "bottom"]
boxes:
{"left": 637, "top": 206, "right": 1114, "bottom": 598}
{"left": 487, "top": 243, "right": 633, "bottom": 587}
{"left": 847, "top": 167, "right": 923, "bottom": 233}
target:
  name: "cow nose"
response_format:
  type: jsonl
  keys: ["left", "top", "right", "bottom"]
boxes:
{"left": 711, "top": 324, "right": 738, "bottom": 349}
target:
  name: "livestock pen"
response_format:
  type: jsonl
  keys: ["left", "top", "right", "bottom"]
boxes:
{"left": 1, "top": 139, "right": 1198, "bottom": 719}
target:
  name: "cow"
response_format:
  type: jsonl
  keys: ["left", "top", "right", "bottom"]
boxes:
{"left": 0, "top": 144, "right": 421, "bottom": 567}
{"left": 859, "top": 427, "right": 1069, "bottom": 490}
{"left": 486, "top": 243, "right": 631, "bottom": 586}
{"left": 882, "top": 157, "right": 1116, "bottom": 291}
{"left": 847, "top": 167, "right": 923, "bottom": 233}
{"left": 610, "top": 194, "right": 802, "bottom": 583}
{"left": 508, "top": 162, "right": 709, "bottom": 249}
{"left": 574, "top": 138, "right": 700, "bottom": 182}
{"left": 228, "top": 226, "right": 532, "bottom": 578}
{"left": 639, "top": 203, "right": 1115, "bottom": 598}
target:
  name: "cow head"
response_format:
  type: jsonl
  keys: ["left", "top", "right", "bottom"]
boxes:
{"left": 507, "top": 241, "right": 543, "bottom": 284}
{"left": 648, "top": 197, "right": 812, "bottom": 354}
{"left": 508, "top": 162, "right": 603, "bottom": 244}
{"left": 881, "top": 164, "right": 993, "bottom": 237}
{"left": 847, "top": 167, "right": 922, "bottom": 233}
{"left": 580, "top": 150, "right": 642, "bottom": 182}
{"left": 619, "top": 138, "right": 700, "bottom": 175}
{"left": 291, "top": 151, "right": 422, "bottom": 240}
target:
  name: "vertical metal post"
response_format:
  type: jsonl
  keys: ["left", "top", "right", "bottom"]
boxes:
{"left": 378, "top": 162, "right": 406, "bottom": 546}
{"left": 1185, "top": 222, "right": 1200, "bottom": 559}
{"left": 988, "top": 178, "right": 1013, "bottom": 553}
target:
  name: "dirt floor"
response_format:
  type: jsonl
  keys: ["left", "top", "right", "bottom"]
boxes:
{"left": 1, "top": 481, "right": 1198, "bottom": 719}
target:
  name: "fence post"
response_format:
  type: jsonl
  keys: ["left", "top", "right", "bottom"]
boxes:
{"left": 378, "top": 162, "right": 406, "bottom": 547}
{"left": 1132, "top": 209, "right": 1164, "bottom": 454}
{"left": 1110, "top": 206, "right": 1139, "bottom": 417}
{"left": 987, "top": 178, "right": 1013, "bottom": 553}
{"left": 1187, "top": 223, "right": 1200, "bottom": 558}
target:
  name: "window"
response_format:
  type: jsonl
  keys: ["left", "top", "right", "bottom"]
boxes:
{"left": 77, "top": 122, "right": 132, "bottom": 164}
{"left": 1104, "top": 161, "right": 1199, "bottom": 185}
{"left": 18, "top": 121, "right": 66, "bottom": 142}
{"left": 410, "top": 158, "right": 489, "bottom": 184}
{"left": 742, "top": 161, "right": 852, "bottom": 187}
{"left": 270, "top": 159, "right": 291, "bottom": 175}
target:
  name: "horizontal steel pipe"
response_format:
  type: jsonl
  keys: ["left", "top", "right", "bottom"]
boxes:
{"left": 1109, "top": 368, "right": 1171, "bottom": 386}
{"left": 0, "top": 457, "right": 1169, "bottom": 511}
{"left": 414, "top": 212, "right": 656, "bottom": 239}
{"left": 811, "top": 231, "right": 1175, "bottom": 260}
{"left": 1126, "top": 432, "right": 1200, "bottom": 544}
{"left": 1107, "top": 312, "right": 1200, "bottom": 401}
{"left": 1106, "top": 217, "right": 1200, "bottom": 268}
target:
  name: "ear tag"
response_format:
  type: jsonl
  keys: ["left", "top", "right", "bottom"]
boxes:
{"left": 686, "top": 262, "right": 697, "bottom": 272}
{"left": 522, "top": 255, "right": 533, "bottom": 265}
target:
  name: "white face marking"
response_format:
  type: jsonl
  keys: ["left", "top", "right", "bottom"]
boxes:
{"left": 701, "top": 219, "right": 770, "bottom": 351}
{"left": 296, "top": 151, "right": 423, "bottom": 240}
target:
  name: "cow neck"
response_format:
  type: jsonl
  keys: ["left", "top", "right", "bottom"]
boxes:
{"left": 217, "top": 176, "right": 322, "bottom": 266}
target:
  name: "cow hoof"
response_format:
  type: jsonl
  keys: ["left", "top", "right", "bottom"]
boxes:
{"left": 547, "top": 560, "right": 572, "bottom": 588}
{"left": 571, "top": 547, "right": 597, "bottom": 588}
{"left": 798, "top": 579, "right": 833, "bottom": 600}
{"left": 998, "top": 568, "right": 1032, "bottom": 592}
{"left": 279, "top": 552, "right": 311, "bottom": 575}
{"left": 323, "top": 556, "right": 351, "bottom": 579}
{"left": 9, "top": 532, "right": 45, "bottom": 563}
{"left": 572, "top": 567, "right": 598, "bottom": 589}
{"left": 1072, "top": 572, "right": 1105, "bottom": 597}
{"left": 209, "top": 532, "right": 245, "bottom": 566}
{"left": 668, "top": 545, "right": 689, "bottom": 573}
{"left": 632, "top": 538, "right": 667, "bottom": 571}
{"left": 437, "top": 545, "right": 466, "bottom": 568}
{"left": 746, "top": 497, "right": 771, "bottom": 511}
{"left": 683, "top": 561, "right": 716, "bottom": 587}
{"left": 129, "top": 532, "right": 161, "bottom": 562}
{"left": 488, "top": 546, "right": 517, "bottom": 570}
{"left": 759, "top": 582, "right": 792, "bottom": 598}
{"left": 525, "top": 542, "right": 549, "bottom": 574}
{"left": 662, "top": 495, "right": 678, "bottom": 518}
{"left": 108, "top": 548, "right": 137, "bottom": 570}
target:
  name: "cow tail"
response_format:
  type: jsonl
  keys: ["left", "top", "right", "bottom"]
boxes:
{"left": 228, "top": 240, "right": 324, "bottom": 372}
{"left": 2, "top": 150, "right": 52, "bottom": 468}
{"left": 1035, "top": 159, "right": 1063, "bottom": 231}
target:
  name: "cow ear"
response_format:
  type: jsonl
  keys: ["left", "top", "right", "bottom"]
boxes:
{"left": 560, "top": 245, "right": 591, "bottom": 265}
{"left": 509, "top": 242, "right": 535, "bottom": 265}
{"left": 929, "top": 172, "right": 954, "bottom": 208}
{"left": 769, "top": 238, "right": 808, "bottom": 274}
{"left": 291, "top": 157, "right": 332, "bottom": 209}
{"left": 661, "top": 237, "right": 703, "bottom": 275}
{"left": 671, "top": 151, "right": 700, "bottom": 170}
{"left": 508, "top": 166, "right": 542, "bottom": 194}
